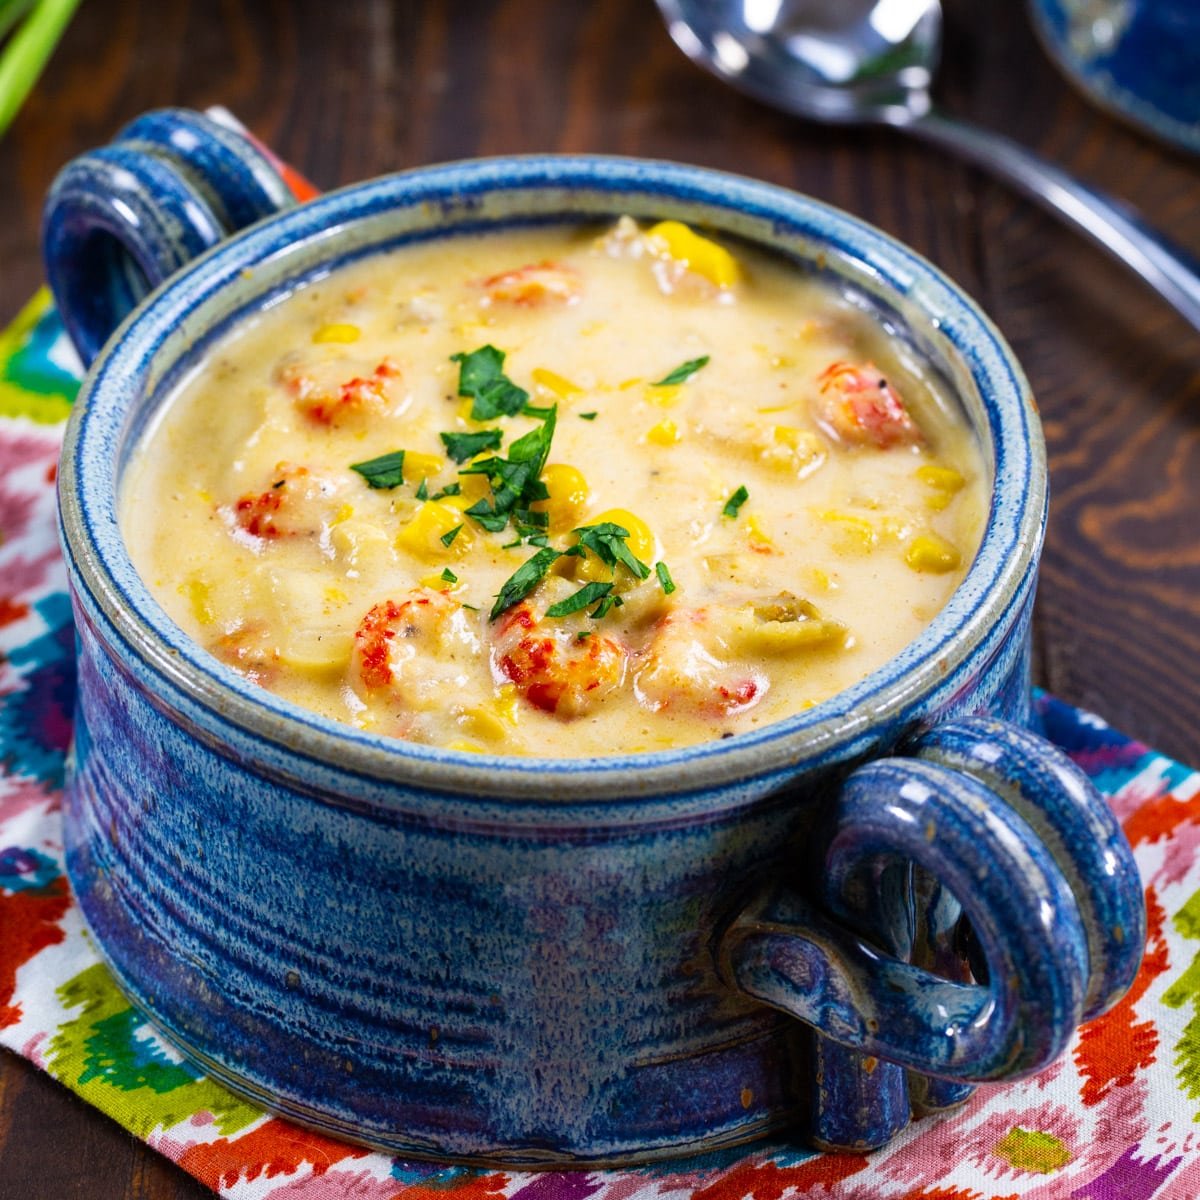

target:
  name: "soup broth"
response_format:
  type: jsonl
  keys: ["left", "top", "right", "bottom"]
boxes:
{"left": 122, "top": 218, "right": 987, "bottom": 756}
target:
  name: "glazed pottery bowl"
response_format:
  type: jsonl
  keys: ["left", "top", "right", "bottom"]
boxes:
{"left": 46, "top": 109, "right": 1144, "bottom": 1165}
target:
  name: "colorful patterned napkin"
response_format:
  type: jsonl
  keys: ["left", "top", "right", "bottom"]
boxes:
{"left": 3, "top": 291, "right": 1200, "bottom": 1198}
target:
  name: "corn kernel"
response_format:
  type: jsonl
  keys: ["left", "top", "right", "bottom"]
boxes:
{"left": 647, "top": 383, "right": 681, "bottom": 407}
{"left": 332, "top": 503, "right": 355, "bottom": 525}
{"left": 404, "top": 451, "right": 445, "bottom": 482}
{"left": 312, "top": 323, "right": 361, "bottom": 344}
{"left": 917, "top": 465, "right": 966, "bottom": 492}
{"left": 905, "top": 533, "right": 962, "bottom": 574}
{"left": 419, "top": 570, "right": 464, "bottom": 593}
{"left": 618, "top": 377, "right": 642, "bottom": 390}
{"left": 532, "top": 463, "right": 590, "bottom": 533}
{"left": 179, "top": 575, "right": 215, "bottom": 626}
{"left": 494, "top": 683, "right": 520, "bottom": 724}
{"left": 395, "top": 502, "right": 474, "bottom": 560}
{"left": 819, "top": 510, "right": 877, "bottom": 553}
{"left": 646, "top": 220, "right": 741, "bottom": 288}
{"left": 576, "top": 507, "right": 655, "bottom": 582}
{"left": 446, "top": 739, "right": 486, "bottom": 754}
{"left": 531, "top": 367, "right": 583, "bottom": 398}
{"left": 455, "top": 706, "right": 508, "bottom": 743}
{"left": 645, "top": 419, "right": 680, "bottom": 446}
{"left": 746, "top": 513, "right": 775, "bottom": 552}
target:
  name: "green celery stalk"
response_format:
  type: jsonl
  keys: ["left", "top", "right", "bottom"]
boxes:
{"left": 0, "top": 0, "right": 37, "bottom": 45}
{"left": 0, "top": 0, "right": 81, "bottom": 139}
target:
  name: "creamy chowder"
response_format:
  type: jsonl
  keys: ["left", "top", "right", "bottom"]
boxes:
{"left": 122, "top": 218, "right": 988, "bottom": 756}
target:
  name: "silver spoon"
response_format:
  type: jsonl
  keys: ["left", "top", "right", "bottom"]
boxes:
{"left": 656, "top": 0, "right": 1200, "bottom": 332}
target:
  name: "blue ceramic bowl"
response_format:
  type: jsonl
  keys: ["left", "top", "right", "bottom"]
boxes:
{"left": 1029, "top": 0, "right": 1200, "bottom": 157}
{"left": 46, "top": 110, "right": 1145, "bottom": 1163}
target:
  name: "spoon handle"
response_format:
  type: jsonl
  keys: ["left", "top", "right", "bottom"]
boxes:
{"left": 908, "top": 109, "right": 1200, "bottom": 333}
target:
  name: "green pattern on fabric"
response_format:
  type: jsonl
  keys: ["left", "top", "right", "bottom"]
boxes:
{"left": 993, "top": 1127, "right": 1073, "bottom": 1173}
{"left": 46, "top": 964, "right": 261, "bottom": 1137}
{"left": 1165, "top": 888, "right": 1200, "bottom": 1103}
{"left": 0, "top": 288, "right": 79, "bottom": 422}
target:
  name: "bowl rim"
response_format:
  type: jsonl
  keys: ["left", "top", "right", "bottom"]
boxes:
{"left": 58, "top": 153, "right": 1045, "bottom": 802}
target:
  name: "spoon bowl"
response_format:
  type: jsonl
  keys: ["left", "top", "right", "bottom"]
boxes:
{"left": 658, "top": 0, "right": 1200, "bottom": 332}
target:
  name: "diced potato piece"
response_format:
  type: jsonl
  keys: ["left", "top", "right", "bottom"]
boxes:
{"left": 730, "top": 593, "right": 848, "bottom": 655}
{"left": 277, "top": 629, "right": 353, "bottom": 672}
{"left": 532, "top": 463, "right": 590, "bottom": 533}
{"left": 646, "top": 221, "right": 741, "bottom": 288}
{"left": 331, "top": 519, "right": 393, "bottom": 572}
{"left": 905, "top": 533, "right": 962, "bottom": 574}
{"left": 312, "top": 323, "right": 361, "bottom": 344}
{"left": 395, "top": 502, "right": 473, "bottom": 560}
{"left": 819, "top": 510, "right": 878, "bottom": 553}
{"left": 645, "top": 419, "right": 680, "bottom": 446}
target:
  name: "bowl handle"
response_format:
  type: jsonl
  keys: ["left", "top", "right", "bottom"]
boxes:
{"left": 719, "top": 716, "right": 1144, "bottom": 1152}
{"left": 41, "top": 107, "right": 297, "bottom": 368}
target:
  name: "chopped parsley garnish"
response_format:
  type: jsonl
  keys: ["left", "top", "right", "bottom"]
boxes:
{"left": 522, "top": 403, "right": 556, "bottom": 419}
{"left": 440, "top": 567, "right": 458, "bottom": 583}
{"left": 432, "top": 482, "right": 461, "bottom": 499}
{"left": 463, "top": 406, "right": 557, "bottom": 535}
{"left": 440, "top": 524, "right": 463, "bottom": 548}
{"left": 415, "top": 477, "right": 429, "bottom": 501}
{"left": 722, "top": 485, "right": 749, "bottom": 519}
{"left": 652, "top": 355, "right": 710, "bottom": 387}
{"left": 441, "top": 428, "right": 503, "bottom": 463}
{"left": 350, "top": 450, "right": 407, "bottom": 489}
{"left": 451, "top": 344, "right": 529, "bottom": 420}
{"left": 578, "top": 411, "right": 598, "bottom": 421}
{"left": 570, "top": 521, "right": 651, "bottom": 580}
{"left": 271, "top": 478, "right": 286, "bottom": 489}
{"left": 546, "top": 581, "right": 613, "bottom": 618}
{"left": 655, "top": 561, "right": 677, "bottom": 595}
{"left": 461, "top": 602, "right": 480, "bottom": 611}
{"left": 490, "top": 546, "right": 562, "bottom": 621}
{"left": 576, "top": 630, "right": 593, "bottom": 642}
{"left": 590, "top": 592, "right": 624, "bottom": 620}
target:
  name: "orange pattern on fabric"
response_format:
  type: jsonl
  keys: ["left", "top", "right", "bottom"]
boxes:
{"left": 1124, "top": 789, "right": 1200, "bottom": 849}
{"left": 0, "top": 597, "right": 30, "bottom": 628}
{"left": 690, "top": 1153, "right": 868, "bottom": 1200}
{"left": 393, "top": 1173, "right": 510, "bottom": 1200}
{"left": 178, "top": 1116, "right": 371, "bottom": 1190}
{"left": 0, "top": 876, "right": 70, "bottom": 1027}
{"left": 1074, "top": 885, "right": 1169, "bottom": 1105}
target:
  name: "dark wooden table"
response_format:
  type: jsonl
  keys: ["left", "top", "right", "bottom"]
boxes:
{"left": 1, "top": 1, "right": 1197, "bottom": 1195}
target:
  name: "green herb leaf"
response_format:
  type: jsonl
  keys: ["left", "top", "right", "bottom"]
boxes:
{"left": 651, "top": 355, "right": 710, "bottom": 387}
{"left": 432, "top": 482, "right": 462, "bottom": 499}
{"left": 350, "top": 450, "right": 406, "bottom": 489}
{"left": 521, "top": 402, "right": 556, "bottom": 419}
{"left": 573, "top": 521, "right": 651, "bottom": 580}
{"left": 440, "top": 524, "right": 464, "bottom": 548}
{"left": 508, "top": 405, "right": 557, "bottom": 477}
{"left": 576, "top": 630, "right": 593, "bottom": 641}
{"left": 546, "top": 581, "right": 613, "bottom": 618}
{"left": 440, "top": 567, "right": 458, "bottom": 583}
{"left": 450, "top": 344, "right": 505, "bottom": 396}
{"left": 722, "top": 485, "right": 749, "bottom": 519}
{"left": 450, "top": 345, "right": 529, "bottom": 419}
{"left": 578, "top": 411, "right": 598, "bottom": 421}
{"left": 490, "top": 546, "right": 562, "bottom": 621}
{"left": 441, "top": 428, "right": 503, "bottom": 463}
{"left": 415, "top": 477, "right": 429, "bottom": 501}
{"left": 591, "top": 592, "right": 623, "bottom": 619}
{"left": 655, "top": 561, "right": 677, "bottom": 595}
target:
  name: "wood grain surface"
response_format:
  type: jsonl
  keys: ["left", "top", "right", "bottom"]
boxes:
{"left": 1, "top": 1, "right": 1197, "bottom": 1195}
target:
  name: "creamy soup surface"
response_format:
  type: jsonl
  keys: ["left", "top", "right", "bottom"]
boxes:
{"left": 122, "top": 218, "right": 987, "bottom": 757}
